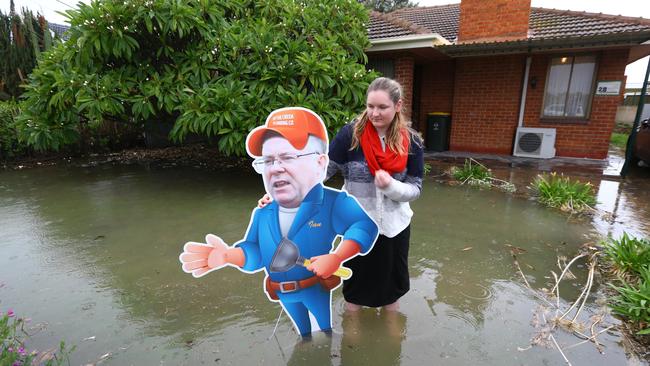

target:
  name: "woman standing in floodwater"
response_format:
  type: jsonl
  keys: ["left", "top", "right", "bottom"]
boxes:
{"left": 327, "top": 77, "right": 424, "bottom": 311}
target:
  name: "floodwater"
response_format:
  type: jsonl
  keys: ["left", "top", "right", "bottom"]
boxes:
{"left": 0, "top": 162, "right": 648, "bottom": 365}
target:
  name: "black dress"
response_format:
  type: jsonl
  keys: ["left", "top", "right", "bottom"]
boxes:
{"left": 342, "top": 226, "right": 411, "bottom": 307}
{"left": 328, "top": 122, "right": 423, "bottom": 307}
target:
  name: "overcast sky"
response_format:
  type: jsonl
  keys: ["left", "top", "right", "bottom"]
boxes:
{"left": 2, "top": 0, "right": 649, "bottom": 85}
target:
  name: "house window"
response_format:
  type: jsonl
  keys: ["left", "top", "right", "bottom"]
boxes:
{"left": 542, "top": 55, "right": 597, "bottom": 118}
{"left": 367, "top": 59, "right": 394, "bottom": 79}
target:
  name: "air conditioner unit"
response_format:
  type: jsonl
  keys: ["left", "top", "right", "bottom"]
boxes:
{"left": 513, "top": 127, "right": 556, "bottom": 158}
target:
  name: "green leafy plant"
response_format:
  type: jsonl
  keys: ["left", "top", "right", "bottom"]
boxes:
{"left": 423, "top": 162, "right": 431, "bottom": 175}
{"left": 1, "top": 309, "right": 75, "bottom": 365}
{"left": 530, "top": 172, "right": 596, "bottom": 214}
{"left": 603, "top": 233, "right": 650, "bottom": 278}
{"left": 0, "top": 99, "right": 27, "bottom": 159}
{"left": 609, "top": 265, "right": 650, "bottom": 335}
{"left": 361, "top": 0, "right": 418, "bottom": 12}
{"left": 449, "top": 158, "right": 515, "bottom": 192}
{"left": 16, "top": 0, "right": 376, "bottom": 155}
{"left": 450, "top": 158, "right": 492, "bottom": 184}
{"left": 610, "top": 132, "right": 629, "bottom": 149}
{"left": 1, "top": 1, "right": 57, "bottom": 98}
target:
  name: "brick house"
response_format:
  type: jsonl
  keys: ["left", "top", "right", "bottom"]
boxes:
{"left": 366, "top": 0, "right": 650, "bottom": 159}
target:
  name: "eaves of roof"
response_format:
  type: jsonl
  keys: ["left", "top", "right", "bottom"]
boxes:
{"left": 368, "top": 33, "right": 450, "bottom": 53}
{"left": 435, "top": 30, "right": 650, "bottom": 57}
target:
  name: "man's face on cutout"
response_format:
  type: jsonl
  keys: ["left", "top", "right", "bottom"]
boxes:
{"left": 261, "top": 137, "right": 326, "bottom": 208}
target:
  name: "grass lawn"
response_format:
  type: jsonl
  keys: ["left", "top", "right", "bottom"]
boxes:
{"left": 611, "top": 132, "right": 630, "bottom": 149}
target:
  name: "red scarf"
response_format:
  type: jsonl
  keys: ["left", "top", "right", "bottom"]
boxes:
{"left": 359, "top": 121, "right": 409, "bottom": 176}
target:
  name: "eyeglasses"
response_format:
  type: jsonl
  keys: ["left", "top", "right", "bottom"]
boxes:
{"left": 252, "top": 152, "right": 320, "bottom": 174}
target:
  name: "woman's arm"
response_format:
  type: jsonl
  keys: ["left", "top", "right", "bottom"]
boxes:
{"left": 377, "top": 134, "right": 424, "bottom": 202}
{"left": 326, "top": 123, "right": 353, "bottom": 181}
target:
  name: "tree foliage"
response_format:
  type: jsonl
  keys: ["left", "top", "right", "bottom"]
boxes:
{"left": 16, "top": 0, "right": 376, "bottom": 155}
{"left": 360, "top": 0, "right": 418, "bottom": 13}
{"left": 0, "top": 0, "right": 55, "bottom": 99}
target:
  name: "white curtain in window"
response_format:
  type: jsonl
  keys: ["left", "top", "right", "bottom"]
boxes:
{"left": 544, "top": 58, "right": 572, "bottom": 117}
{"left": 566, "top": 55, "right": 596, "bottom": 117}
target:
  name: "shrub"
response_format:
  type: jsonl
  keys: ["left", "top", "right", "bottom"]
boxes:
{"left": 0, "top": 100, "right": 26, "bottom": 159}
{"left": 16, "top": 0, "right": 375, "bottom": 155}
{"left": 530, "top": 172, "right": 596, "bottom": 213}
{"left": 450, "top": 158, "right": 492, "bottom": 185}
{"left": 603, "top": 233, "right": 650, "bottom": 278}
{"left": 602, "top": 233, "right": 650, "bottom": 335}
{"left": 1, "top": 3, "right": 57, "bottom": 98}
{"left": 609, "top": 265, "right": 650, "bottom": 335}
{"left": 449, "top": 158, "right": 515, "bottom": 192}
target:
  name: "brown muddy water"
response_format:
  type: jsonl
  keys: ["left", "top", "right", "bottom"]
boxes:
{"left": 0, "top": 162, "right": 648, "bottom": 365}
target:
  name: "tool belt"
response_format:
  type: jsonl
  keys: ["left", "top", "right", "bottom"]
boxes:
{"left": 265, "top": 275, "right": 341, "bottom": 300}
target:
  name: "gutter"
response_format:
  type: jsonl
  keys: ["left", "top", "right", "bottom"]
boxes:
{"left": 368, "top": 33, "right": 450, "bottom": 52}
{"left": 436, "top": 30, "right": 650, "bottom": 57}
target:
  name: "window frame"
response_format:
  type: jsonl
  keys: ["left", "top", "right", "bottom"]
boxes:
{"left": 367, "top": 58, "right": 395, "bottom": 79}
{"left": 540, "top": 53, "right": 599, "bottom": 122}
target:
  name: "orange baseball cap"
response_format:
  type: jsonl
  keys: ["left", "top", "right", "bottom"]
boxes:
{"left": 246, "top": 107, "right": 328, "bottom": 157}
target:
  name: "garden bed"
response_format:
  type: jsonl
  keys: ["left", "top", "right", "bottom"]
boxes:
{"left": 2, "top": 143, "right": 251, "bottom": 172}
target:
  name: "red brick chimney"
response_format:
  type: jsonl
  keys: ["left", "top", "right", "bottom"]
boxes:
{"left": 458, "top": 0, "right": 531, "bottom": 43}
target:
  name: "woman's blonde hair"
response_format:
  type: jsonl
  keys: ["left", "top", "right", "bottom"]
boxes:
{"left": 350, "top": 77, "right": 418, "bottom": 155}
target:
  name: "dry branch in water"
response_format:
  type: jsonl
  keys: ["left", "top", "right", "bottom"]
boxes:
{"left": 515, "top": 249, "right": 614, "bottom": 364}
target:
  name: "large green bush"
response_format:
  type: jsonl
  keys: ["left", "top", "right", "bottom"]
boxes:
{"left": 16, "top": 0, "right": 375, "bottom": 155}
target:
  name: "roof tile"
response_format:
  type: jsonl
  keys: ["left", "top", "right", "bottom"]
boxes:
{"left": 367, "top": 4, "right": 650, "bottom": 43}
{"left": 368, "top": 11, "right": 423, "bottom": 40}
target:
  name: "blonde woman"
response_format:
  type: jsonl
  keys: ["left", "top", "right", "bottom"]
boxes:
{"left": 327, "top": 77, "right": 424, "bottom": 311}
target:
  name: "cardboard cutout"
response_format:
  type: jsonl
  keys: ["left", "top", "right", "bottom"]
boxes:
{"left": 179, "top": 107, "right": 378, "bottom": 337}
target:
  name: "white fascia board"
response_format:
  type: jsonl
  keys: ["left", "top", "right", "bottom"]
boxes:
{"left": 368, "top": 34, "right": 450, "bottom": 52}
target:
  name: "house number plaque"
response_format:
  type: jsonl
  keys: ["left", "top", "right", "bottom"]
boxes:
{"left": 595, "top": 81, "right": 622, "bottom": 96}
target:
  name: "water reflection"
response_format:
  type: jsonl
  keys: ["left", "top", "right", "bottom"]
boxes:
{"left": 339, "top": 310, "right": 406, "bottom": 365}
{"left": 286, "top": 333, "right": 334, "bottom": 366}
{"left": 593, "top": 179, "right": 650, "bottom": 238}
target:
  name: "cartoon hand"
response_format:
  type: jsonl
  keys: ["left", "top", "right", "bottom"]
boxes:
{"left": 179, "top": 234, "right": 230, "bottom": 278}
{"left": 307, "top": 253, "right": 343, "bottom": 279}
{"left": 258, "top": 193, "right": 272, "bottom": 208}
{"left": 374, "top": 170, "right": 392, "bottom": 189}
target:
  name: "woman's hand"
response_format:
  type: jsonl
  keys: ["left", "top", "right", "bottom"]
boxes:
{"left": 374, "top": 169, "right": 393, "bottom": 189}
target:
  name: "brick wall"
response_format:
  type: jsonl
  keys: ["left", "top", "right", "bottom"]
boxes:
{"left": 522, "top": 49, "right": 628, "bottom": 159}
{"left": 419, "top": 61, "right": 455, "bottom": 116}
{"left": 450, "top": 55, "right": 525, "bottom": 154}
{"left": 458, "top": 0, "right": 531, "bottom": 42}
{"left": 394, "top": 56, "right": 415, "bottom": 120}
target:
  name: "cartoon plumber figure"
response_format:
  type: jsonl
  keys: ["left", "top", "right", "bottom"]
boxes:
{"left": 179, "top": 107, "right": 378, "bottom": 337}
